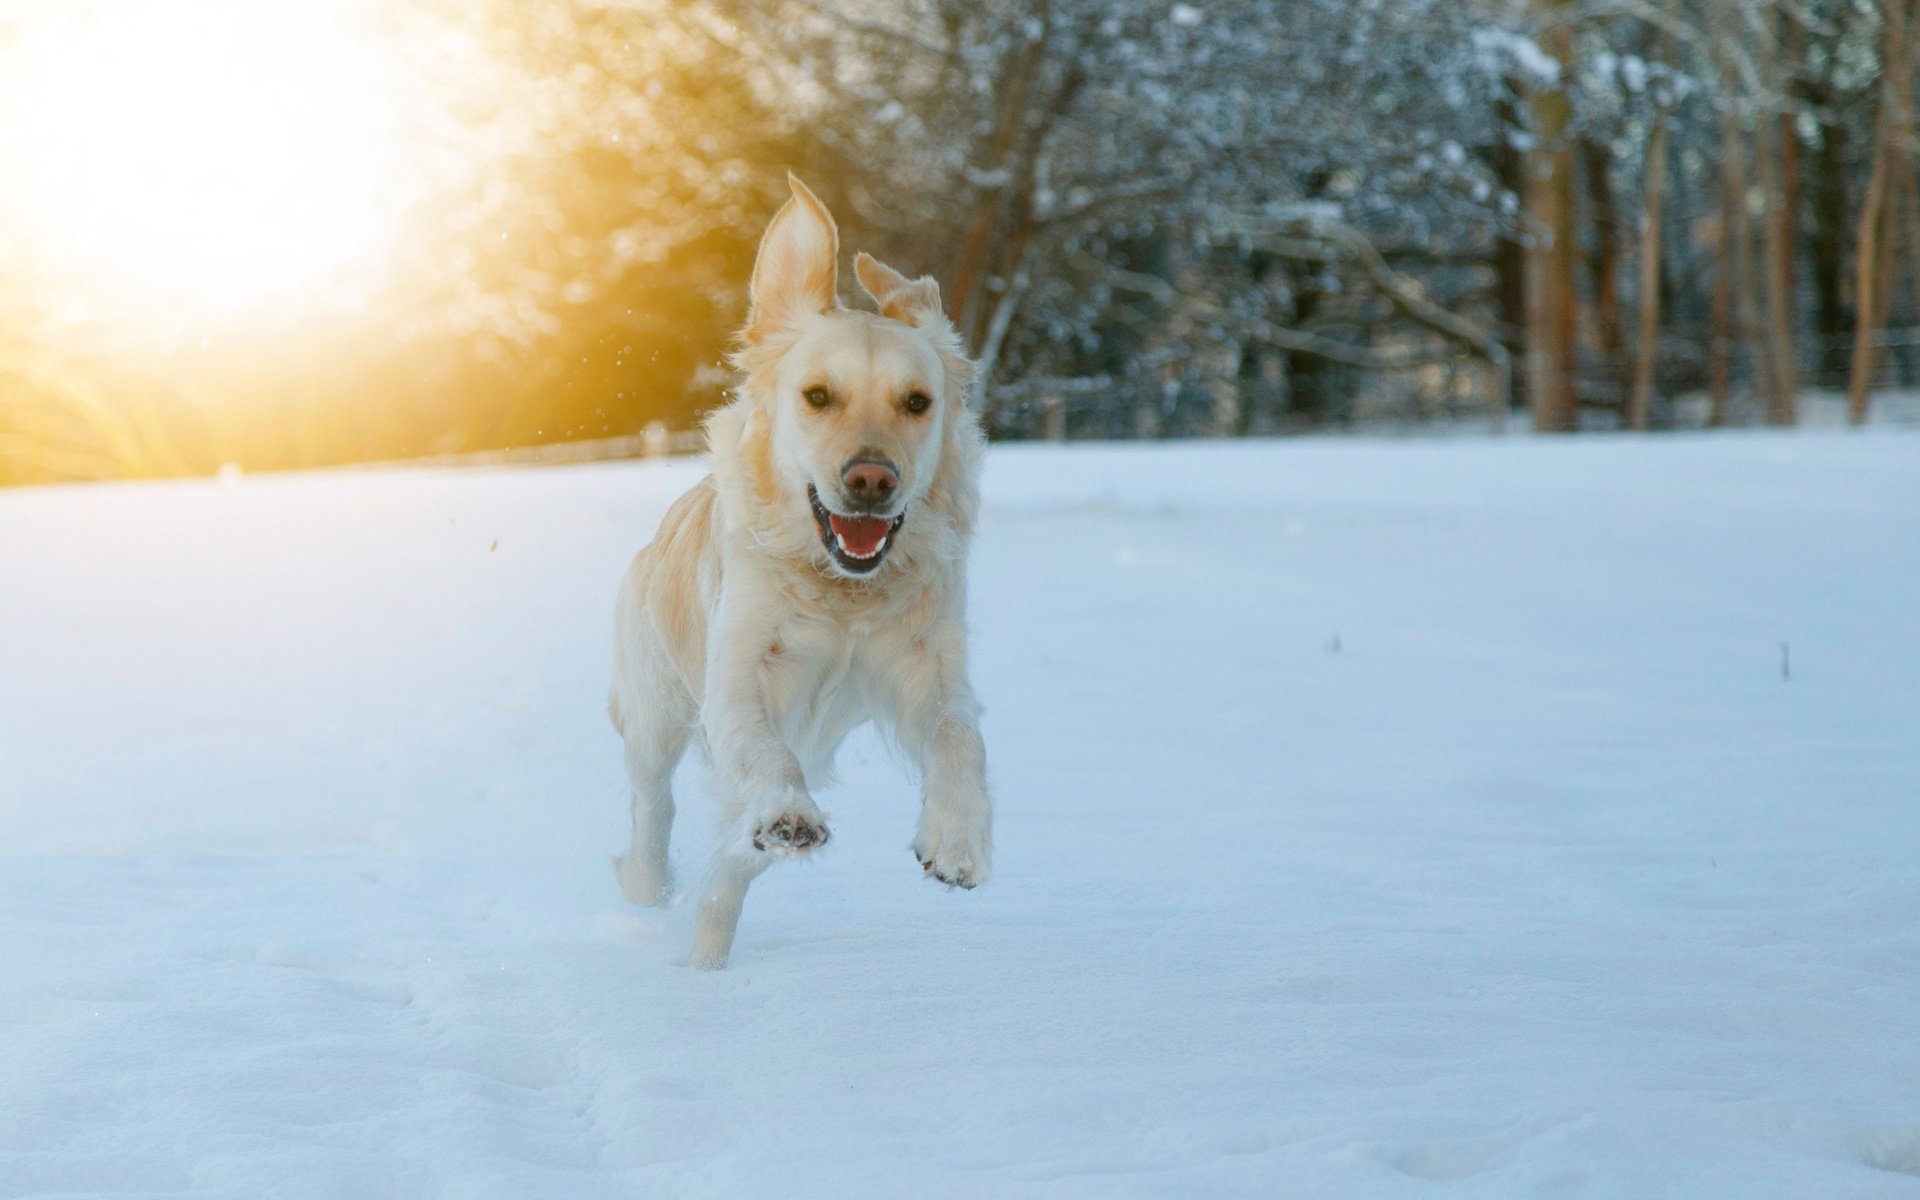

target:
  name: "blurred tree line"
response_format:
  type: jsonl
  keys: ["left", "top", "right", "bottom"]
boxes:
{"left": 3, "top": 0, "right": 1918, "bottom": 485}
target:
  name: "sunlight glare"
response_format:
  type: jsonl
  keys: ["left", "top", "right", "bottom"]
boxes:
{"left": 2, "top": 0, "right": 405, "bottom": 315}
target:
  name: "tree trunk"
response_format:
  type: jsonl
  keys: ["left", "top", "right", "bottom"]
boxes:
{"left": 1629, "top": 106, "right": 1671, "bottom": 430}
{"left": 1849, "top": 0, "right": 1910, "bottom": 425}
{"left": 1723, "top": 111, "right": 1774, "bottom": 419}
{"left": 947, "top": 33, "right": 1043, "bottom": 345}
{"left": 1807, "top": 72, "right": 1851, "bottom": 342}
{"left": 1526, "top": 8, "right": 1580, "bottom": 433}
{"left": 1233, "top": 344, "right": 1262, "bottom": 436}
{"left": 973, "top": 255, "right": 1033, "bottom": 415}
{"left": 1629, "top": 2, "right": 1680, "bottom": 432}
{"left": 1708, "top": 186, "right": 1734, "bottom": 428}
{"left": 1877, "top": 167, "right": 1911, "bottom": 390}
{"left": 1780, "top": 6, "right": 1804, "bottom": 316}
{"left": 1847, "top": 122, "right": 1891, "bottom": 424}
{"left": 1754, "top": 11, "right": 1799, "bottom": 425}
{"left": 1872, "top": 175, "right": 1899, "bottom": 383}
{"left": 1490, "top": 76, "right": 1531, "bottom": 421}
{"left": 1583, "top": 135, "right": 1625, "bottom": 390}
{"left": 1904, "top": 154, "right": 1920, "bottom": 335}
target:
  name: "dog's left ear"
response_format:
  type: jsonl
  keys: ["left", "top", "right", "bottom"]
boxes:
{"left": 745, "top": 173, "right": 840, "bottom": 343}
{"left": 855, "top": 251, "right": 946, "bottom": 329}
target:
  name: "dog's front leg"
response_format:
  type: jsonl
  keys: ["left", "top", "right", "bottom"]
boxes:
{"left": 913, "top": 715, "right": 992, "bottom": 888}
{"left": 892, "top": 625, "right": 993, "bottom": 889}
{"left": 691, "top": 606, "right": 828, "bottom": 969}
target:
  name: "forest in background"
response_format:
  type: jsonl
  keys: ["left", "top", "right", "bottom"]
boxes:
{"left": 2, "top": 0, "right": 1918, "bottom": 485}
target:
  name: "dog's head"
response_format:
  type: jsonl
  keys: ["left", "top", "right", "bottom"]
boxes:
{"left": 730, "top": 175, "right": 976, "bottom": 579}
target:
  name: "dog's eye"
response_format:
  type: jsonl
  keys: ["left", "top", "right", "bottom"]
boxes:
{"left": 802, "top": 386, "right": 832, "bottom": 410}
{"left": 903, "top": 391, "right": 932, "bottom": 416}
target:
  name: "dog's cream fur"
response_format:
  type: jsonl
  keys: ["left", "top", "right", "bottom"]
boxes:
{"left": 608, "top": 176, "right": 991, "bottom": 969}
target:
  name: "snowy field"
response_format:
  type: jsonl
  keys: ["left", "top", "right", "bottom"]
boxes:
{"left": 3, "top": 431, "right": 1919, "bottom": 1198}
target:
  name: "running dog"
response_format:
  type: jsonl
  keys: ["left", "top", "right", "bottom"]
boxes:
{"left": 608, "top": 175, "right": 992, "bottom": 969}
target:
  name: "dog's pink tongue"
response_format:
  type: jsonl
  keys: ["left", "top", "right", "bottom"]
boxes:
{"left": 828, "top": 513, "right": 891, "bottom": 557}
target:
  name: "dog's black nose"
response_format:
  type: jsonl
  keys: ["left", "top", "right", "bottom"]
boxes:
{"left": 841, "top": 457, "right": 898, "bottom": 510}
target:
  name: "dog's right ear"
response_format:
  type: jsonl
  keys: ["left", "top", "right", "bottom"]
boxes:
{"left": 745, "top": 173, "right": 839, "bottom": 343}
{"left": 854, "top": 251, "right": 946, "bottom": 330}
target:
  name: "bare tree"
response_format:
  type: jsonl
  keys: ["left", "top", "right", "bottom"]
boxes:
{"left": 1528, "top": 0, "right": 1581, "bottom": 432}
{"left": 1752, "top": 0, "right": 1799, "bottom": 425}
{"left": 1851, "top": 0, "right": 1915, "bottom": 424}
{"left": 1628, "top": 9, "right": 1678, "bottom": 432}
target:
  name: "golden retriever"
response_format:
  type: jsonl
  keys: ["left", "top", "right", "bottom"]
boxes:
{"left": 608, "top": 175, "right": 992, "bottom": 969}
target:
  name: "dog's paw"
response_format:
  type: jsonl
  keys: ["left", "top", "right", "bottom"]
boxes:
{"left": 751, "top": 808, "right": 830, "bottom": 854}
{"left": 911, "top": 813, "right": 990, "bottom": 890}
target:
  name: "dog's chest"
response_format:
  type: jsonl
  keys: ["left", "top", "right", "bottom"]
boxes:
{"left": 770, "top": 607, "right": 926, "bottom": 760}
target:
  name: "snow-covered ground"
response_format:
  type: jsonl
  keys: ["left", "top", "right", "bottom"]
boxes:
{"left": 3, "top": 431, "right": 1918, "bottom": 1197}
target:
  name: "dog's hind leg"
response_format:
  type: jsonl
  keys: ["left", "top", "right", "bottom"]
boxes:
{"left": 613, "top": 694, "right": 690, "bottom": 908}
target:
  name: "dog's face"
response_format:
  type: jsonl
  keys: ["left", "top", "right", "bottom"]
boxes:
{"left": 739, "top": 177, "right": 968, "bottom": 577}
{"left": 770, "top": 316, "right": 947, "bottom": 575}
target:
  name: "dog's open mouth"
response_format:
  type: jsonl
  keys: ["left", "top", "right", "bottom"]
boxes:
{"left": 808, "top": 485, "right": 904, "bottom": 575}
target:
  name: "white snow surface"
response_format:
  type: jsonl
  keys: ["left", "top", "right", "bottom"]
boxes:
{"left": 3, "top": 432, "right": 1919, "bottom": 1197}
